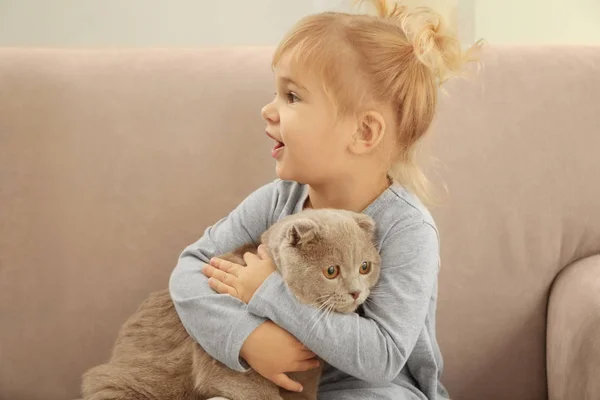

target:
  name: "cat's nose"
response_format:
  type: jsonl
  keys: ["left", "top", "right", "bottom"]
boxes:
{"left": 350, "top": 291, "right": 361, "bottom": 300}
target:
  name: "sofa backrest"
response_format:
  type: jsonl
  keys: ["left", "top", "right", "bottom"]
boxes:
{"left": 1, "top": 47, "right": 599, "bottom": 400}
{"left": 428, "top": 46, "right": 600, "bottom": 399}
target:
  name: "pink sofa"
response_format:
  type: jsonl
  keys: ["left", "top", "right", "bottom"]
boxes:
{"left": 1, "top": 47, "right": 599, "bottom": 400}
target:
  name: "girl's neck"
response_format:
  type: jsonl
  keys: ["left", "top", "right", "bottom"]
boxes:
{"left": 305, "top": 173, "right": 391, "bottom": 213}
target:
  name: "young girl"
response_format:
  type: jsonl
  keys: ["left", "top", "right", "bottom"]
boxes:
{"left": 169, "top": 1, "right": 478, "bottom": 399}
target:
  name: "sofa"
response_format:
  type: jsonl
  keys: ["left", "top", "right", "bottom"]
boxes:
{"left": 1, "top": 46, "right": 599, "bottom": 400}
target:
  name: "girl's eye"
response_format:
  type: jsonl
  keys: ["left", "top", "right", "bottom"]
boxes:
{"left": 323, "top": 265, "right": 339, "bottom": 279}
{"left": 286, "top": 92, "right": 300, "bottom": 104}
{"left": 360, "top": 261, "right": 372, "bottom": 275}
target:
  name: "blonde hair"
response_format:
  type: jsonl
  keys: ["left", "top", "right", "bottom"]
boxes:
{"left": 272, "top": 0, "right": 481, "bottom": 203}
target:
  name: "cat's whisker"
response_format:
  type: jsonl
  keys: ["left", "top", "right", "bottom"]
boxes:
{"left": 312, "top": 294, "right": 332, "bottom": 304}
{"left": 368, "top": 289, "right": 397, "bottom": 300}
{"left": 306, "top": 297, "right": 334, "bottom": 341}
{"left": 324, "top": 302, "right": 335, "bottom": 325}
{"left": 307, "top": 297, "right": 331, "bottom": 326}
{"left": 318, "top": 302, "right": 335, "bottom": 339}
{"left": 305, "top": 313, "right": 326, "bottom": 343}
{"left": 367, "top": 290, "right": 393, "bottom": 300}
{"left": 316, "top": 297, "right": 334, "bottom": 324}
{"left": 369, "top": 284, "right": 394, "bottom": 292}
{"left": 308, "top": 304, "right": 332, "bottom": 342}
{"left": 368, "top": 293, "right": 396, "bottom": 302}
{"left": 364, "top": 296, "right": 386, "bottom": 311}
{"left": 308, "top": 307, "right": 329, "bottom": 334}
{"left": 311, "top": 295, "right": 333, "bottom": 313}
{"left": 369, "top": 286, "right": 394, "bottom": 292}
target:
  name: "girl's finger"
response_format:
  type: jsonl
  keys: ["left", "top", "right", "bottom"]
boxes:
{"left": 291, "top": 359, "right": 321, "bottom": 372}
{"left": 208, "top": 278, "right": 239, "bottom": 298}
{"left": 269, "top": 373, "right": 303, "bottom": 393}
{"left": 210, "top": 258, "right": 240, "bottom": 276}
{"left": 257, "top": 244, "right": 270, "bottom": 260}
{"left": 300, "top": 349, "right": 317, "bottom": 359}
{"left": 243, "top": 251, "right": 260, "bottom": 264}
{"left": 203, "top": 266, "right": 237, "bottom": 286}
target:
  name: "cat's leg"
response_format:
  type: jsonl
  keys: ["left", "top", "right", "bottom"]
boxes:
{"left": 280, "top": 392, "right": 316, "bottom": 400}
{"left": 82, "top": 364, "right": 149, "bottom": 400}
{"left": 82, "top": 363, "right": 192, "bottom": 400}
{"left": 202, "top": 370, "right": 283, "bottom": 400}
{"left": 196, "top": 367, "right": 283, "bottom": 400}
{"left": 192, "top": 348, "right": 282, "bottom": 400}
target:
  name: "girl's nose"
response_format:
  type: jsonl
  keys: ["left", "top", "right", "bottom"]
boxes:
{"left": 261, "top": 101, "right": 279, "bottom": 123}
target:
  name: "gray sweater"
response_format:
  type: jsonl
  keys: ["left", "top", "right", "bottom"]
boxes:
{"left": 169, "top": 180, "right": 449, "bottom": 400}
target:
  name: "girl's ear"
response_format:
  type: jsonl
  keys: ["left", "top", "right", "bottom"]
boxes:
{"left": 349, "top": 111, "right": 386, "bottom": 155}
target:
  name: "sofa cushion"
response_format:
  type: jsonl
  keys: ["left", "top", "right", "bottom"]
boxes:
{"left": 547, "top": 255, "right": 600, "bottom": 400}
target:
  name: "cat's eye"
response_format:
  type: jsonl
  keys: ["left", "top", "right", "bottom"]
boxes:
{"left": 359, "top": 261, "right": 372, "bottom": 275}
{"left": 323, "top": 265, "right": 339, "bottom": 279}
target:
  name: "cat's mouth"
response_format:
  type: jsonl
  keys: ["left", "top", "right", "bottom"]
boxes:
{"left": 339, "top": 302, "right": 360, "bottom": 313}
{"left": 337, "top": 297, "right": 366, "bottom": 314}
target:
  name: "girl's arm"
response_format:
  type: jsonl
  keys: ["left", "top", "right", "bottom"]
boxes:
{"left": 246, "top": 221, "right": 440, "bottom": 383}
{"left": 169, "top": 181, "right": 277, "bottom": 372}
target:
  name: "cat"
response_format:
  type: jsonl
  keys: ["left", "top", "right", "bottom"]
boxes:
{"left": 81, "top": 208, "right": 381, "bottom": 400}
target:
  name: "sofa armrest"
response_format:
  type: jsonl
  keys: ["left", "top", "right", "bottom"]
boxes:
{"left": 547, "top": 255, "right": 600, "bottom": 400}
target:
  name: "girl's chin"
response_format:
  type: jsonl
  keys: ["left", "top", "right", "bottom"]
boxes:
{"left": 274, "top": 163, "right": 296, "bottom": 182}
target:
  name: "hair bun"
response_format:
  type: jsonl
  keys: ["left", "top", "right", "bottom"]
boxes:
{"left": 400, "top": 7, "right": 468, "bottom": 84}
{"left": 358, "top": 0, "right": 481, "bottom": 84}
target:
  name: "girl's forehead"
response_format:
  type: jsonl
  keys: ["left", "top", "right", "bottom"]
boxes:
{"left": 273, "top": 53, "right": 298, "bottom": 80}
{"left": 274, "top": 55, "right": 319, "bottom": 89}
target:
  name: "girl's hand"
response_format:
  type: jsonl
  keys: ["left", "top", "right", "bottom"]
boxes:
{"left": 241, "top": 321, "right": 320, "bottom": 393}
{"left": 202, "top": 244, "right": 276, "bottom": 304}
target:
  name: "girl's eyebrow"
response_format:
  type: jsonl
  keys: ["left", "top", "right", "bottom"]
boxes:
{"left": 279, "top": 76, "right": 308, "bottom": 92}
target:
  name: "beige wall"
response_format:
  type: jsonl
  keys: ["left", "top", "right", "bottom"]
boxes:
{"left": 0, "top": 0, "right": 316, "bottom": 47}
{"left": 0, "top": 0, "right": 598, "bottom": 47}
{"left": 0, "top": 0, "right": 460, "bottom": 47}
{"left": 475, "top": 0, "right": 600, "bottom": 44}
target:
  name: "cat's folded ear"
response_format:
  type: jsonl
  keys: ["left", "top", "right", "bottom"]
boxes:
{"left": 286, "top": 219, "right": 320, "bottom": 247}
{"left": 353, "top": 213, "right": 376, "bottom": 236}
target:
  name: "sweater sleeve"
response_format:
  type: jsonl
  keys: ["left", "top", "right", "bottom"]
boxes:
{"left": 169, "top": 181, "right": 279, "bottom": 372}
{"left": 246, "top": 221, "right": 440, "bottom": 384}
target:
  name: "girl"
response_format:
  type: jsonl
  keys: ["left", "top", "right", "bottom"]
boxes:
{"left": 169, "top": 1, "right": 478, "bottom": 399}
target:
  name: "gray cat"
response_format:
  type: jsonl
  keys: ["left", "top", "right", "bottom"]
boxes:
{"left": 82, "top": 208, "right": 381, "bottom": 400}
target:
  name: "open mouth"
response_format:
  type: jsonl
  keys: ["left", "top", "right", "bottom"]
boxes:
{"left": 273, "top": 141, "right": 285, "bottom": 151}
{"left": 267, "top": 131, "right": 285, "bottom": 158}
{"left": 271, "top": 141, "right": 285, "bottom": 158}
